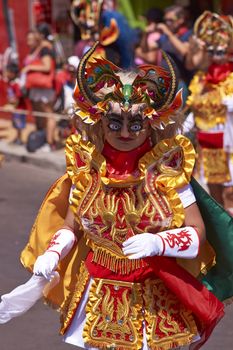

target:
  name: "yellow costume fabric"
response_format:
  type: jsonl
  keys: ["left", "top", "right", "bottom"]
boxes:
{"left": 20, "top": 175, "right": 89, "bottom": 310}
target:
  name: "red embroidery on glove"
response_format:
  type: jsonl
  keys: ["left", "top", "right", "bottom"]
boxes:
{"left": 164, "top": 229, "right": 192, "bottom": 251}
{"left": 47, "top": 232, "right": 61, "bottom": 249}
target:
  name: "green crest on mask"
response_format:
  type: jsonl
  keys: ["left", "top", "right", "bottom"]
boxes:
{"left": 122, "top": 84, "right": 133, "bottom": 110}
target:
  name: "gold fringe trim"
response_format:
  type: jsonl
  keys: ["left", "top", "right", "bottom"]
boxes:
{"left": 60, "top": 261, "right": 90, "bottom": 335}
{"left": 148, "top": 335, "right": 196, "bottom": 350}
{"left": 91, "top": 243, "right": 146, "bottom": 274}
{"left": 83, "top": 340, "right": 139, "bottom": 350}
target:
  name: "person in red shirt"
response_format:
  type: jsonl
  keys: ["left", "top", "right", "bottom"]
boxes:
{"left": 5, "top": 63, "right": 27, "bottom": 145}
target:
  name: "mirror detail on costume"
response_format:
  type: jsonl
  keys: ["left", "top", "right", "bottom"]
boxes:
{"left": 1, "top": 39, "right": 233, "bottom": 350}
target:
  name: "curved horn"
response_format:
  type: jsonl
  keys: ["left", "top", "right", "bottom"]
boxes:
{"left": 158, "top": 50, "right": 178, "bottom": 111}
{"left": 76, "top": 41, "right": 101, "bottom": 105}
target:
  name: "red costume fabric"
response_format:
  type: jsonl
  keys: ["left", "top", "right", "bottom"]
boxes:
{"left": 205, "top": 62, "right": 233, "bottom": 85}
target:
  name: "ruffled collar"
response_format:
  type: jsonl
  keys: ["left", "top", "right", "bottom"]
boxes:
{"left": 102, "top": 139, "right": 152, "bottom": 180}
{"left": 205, "top": 62, "right": 233, "bottom": 85}
{"left": 66, "top": 134, "right": 195, "bottom": 188}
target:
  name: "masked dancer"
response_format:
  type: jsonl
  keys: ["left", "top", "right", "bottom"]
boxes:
{"left": 1, "top": 42, "right": 233, "bottom": 350}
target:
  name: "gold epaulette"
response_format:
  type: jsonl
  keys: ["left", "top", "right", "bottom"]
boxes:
{"left": 219, "top": 72, "right": 233, "bottom": 97}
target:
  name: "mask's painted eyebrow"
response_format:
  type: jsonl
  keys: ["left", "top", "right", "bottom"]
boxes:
{"left": 128, "top": 113, "right": 143, "bottom": 122}
{"left": 106, "top": 113, "right": 123, "bottom": 122}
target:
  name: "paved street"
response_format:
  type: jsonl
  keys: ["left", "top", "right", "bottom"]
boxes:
{"left": 0, "top": 160, "right": 232, "bottom": 349}
{"left": 0, "top": 160, "right": 77, "bottom": 350}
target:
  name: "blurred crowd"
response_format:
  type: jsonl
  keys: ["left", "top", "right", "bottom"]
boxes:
{"left": 0, "top": 2, "right": 232, "bottom": 155}
{"left": 2, "top": 22, "right": 79, "bottom": 152}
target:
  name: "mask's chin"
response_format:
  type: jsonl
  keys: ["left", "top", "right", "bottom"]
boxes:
{"left": 106, "top": 140, "right": 137, "bottom": 152}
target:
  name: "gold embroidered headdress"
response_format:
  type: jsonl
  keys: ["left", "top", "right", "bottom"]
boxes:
{"left": 194, "top": 11, "right": 233, "bottom": 53}
{"left": 73, "top": 41, "right": 183, "bottom": 129}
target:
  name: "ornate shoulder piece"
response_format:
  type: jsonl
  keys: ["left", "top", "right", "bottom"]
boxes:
{"left": 65, "top": 134, "right": 106, "bottom": 219}
{"left": 138, "top": 136, "right": 195, "bottom": 229}
{"left": 65, "top": 134, "right": 95, "bottom": 212}
{"left": 186, "top": 72, "right": 205, "bottom": 106}
{"left": 66, "top": 134, "right": 96, "bottom": 182}
{"left": 219, "top": 72, "right": 233, "bottom": 97}
{"left": 153, "top": 135, "right": 195, "bottom": 192}
{"left": 66, "top": 134, "right": 106, "bottom": 181}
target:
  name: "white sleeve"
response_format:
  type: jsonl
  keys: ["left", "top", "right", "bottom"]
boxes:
{"left": 177, "top": 184, "right": 196, "bottom": 208}
{"left": 182, "top": 112, "right": 195, "bottom": 134}
{"left": 0, "top": 273, "right": 59, "bottom": 324}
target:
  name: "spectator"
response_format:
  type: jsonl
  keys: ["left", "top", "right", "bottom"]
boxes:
{"left": 100, "top": 9, "right": 136, "bottom": 68}
{"left": 54, "top": 56, "right": 80, "bottom": 144}
{"left": 157, "top": 5, "right": 193, "bottom": 86}
{"left": 36, "top": 22, "right": 54, "bottom": 49}
{"left": 22, "top": 29, "right": 56, "bottom": 152}
{"left": 135, "top": 7, "right": 164, "bottom": 65}
{"left": 60, "top": 56, "right": 79, "bottom": 115}
{"left": 37, "top": 22, "right": 65, "bottom": 69}
{"left": 185, "top": 34, "right": 209, "bottom": 71}
{"left": 72, "top": 0, "right": 136, "bottom": 68}
{"left": 5, "top": 63, "right": 27, "bottom": 145}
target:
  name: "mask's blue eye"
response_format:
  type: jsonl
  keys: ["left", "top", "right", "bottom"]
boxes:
{"left": 108, "top": 122, "right": 121, "bottom": 131}
{"left": 129, "top": 123, "right": 143, "bottom": 132}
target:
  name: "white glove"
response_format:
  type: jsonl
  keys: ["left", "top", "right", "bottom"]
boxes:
{"left": 122, "top": 233, "right": 162, "bottom": 260}
{"left": 33, "top": 252, "right": 60, "bottom": 280}
{"left": 122, "top": 227, "right": 199, "bottom": 260}
{"left": 222, "top": 96, "right": 233, "bottom": 113}
{"left": 33, "top": 228, "right": 76, "bottom": 280}
{"left": 0, "top": 273, "right": 60, "bottom": 324}
{"left": 182, "top": 112, "right": 195, "bottom": 134}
